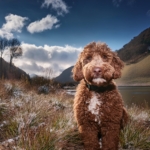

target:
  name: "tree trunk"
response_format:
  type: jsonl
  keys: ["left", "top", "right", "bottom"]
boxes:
{"left": 9, "top": 55, "right": 13, "bottom": 72}
{"left": 0, "top": 57, "right": 3, "bottom": 79}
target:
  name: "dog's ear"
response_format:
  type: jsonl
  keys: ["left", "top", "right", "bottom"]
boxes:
{"left": 72, "top": 59, "right": 84, "bottom": 81}
{"left": 111, "top": 52, "right": 124, "bottom": 79}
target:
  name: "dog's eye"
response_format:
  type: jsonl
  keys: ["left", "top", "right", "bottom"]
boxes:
{"left": 83, "top": 56, "right": 92, "bottom": 64}
{"left": 86, "top": 56, "right": 92, "bottom": 61}
{"left": 102, "top": 55, "right": 107, "bottom": 60}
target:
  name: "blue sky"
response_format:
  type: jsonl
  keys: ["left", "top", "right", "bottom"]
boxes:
{"left": 0, "top": 0, "right": 150, "bottom": 76}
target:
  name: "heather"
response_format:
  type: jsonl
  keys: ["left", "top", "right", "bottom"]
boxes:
{"left": 0, "top": 79, "right": 150, "bottom": 150}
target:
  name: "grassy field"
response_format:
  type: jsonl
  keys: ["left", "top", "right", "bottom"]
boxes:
{"left": 116, "top": 55, "right": 150, "bottom": 86}
{"left": 0, "top": 79, "right": 150, "bottom": 150}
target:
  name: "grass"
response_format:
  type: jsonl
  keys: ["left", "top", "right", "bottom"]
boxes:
{"left": 0, "top": 79, "right": 150, "bottom": 149}
{"left": 0, "top": 79, "right": 75, "bottom": 149}
{"left": 116, "top": 55, "right": 150, "bottom": 85}
{"left": 119, "top": 105, "right": 150, "bottom": 150}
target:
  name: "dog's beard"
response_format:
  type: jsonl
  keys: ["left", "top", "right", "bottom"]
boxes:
{"left": 92, "top": 78, "right": 106, "bottom": 84}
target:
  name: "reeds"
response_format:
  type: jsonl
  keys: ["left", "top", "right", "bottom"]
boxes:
{"left": 0, "top": 80, "right": 150, "bottom": 150}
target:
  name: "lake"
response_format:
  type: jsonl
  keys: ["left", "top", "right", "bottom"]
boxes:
{"left": 66, "top": 86, "right": 150, "bottom": 107}
{"left": 118, "top": 86, "right": 150, "bottom": 107}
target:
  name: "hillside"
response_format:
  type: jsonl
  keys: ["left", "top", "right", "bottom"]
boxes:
{"left": 0, "top": 58, "right": 29, "bottom": 80}
{"left": 1, "top": 80, "right": 150, "bottom": 150}
{"left": 116, "top": 55, "right": 150, "bottom": 86}
{"left": 117, "top": 27, "right": 150, "bottom": 64}
{"left": 55, "top": 27, "right": 150, "bottom": 85}
{"left": 55, "top": 55, "right": 150, "bottom": 86}
{"left": 55, "top": 66, "right": 74, "bottom": 83}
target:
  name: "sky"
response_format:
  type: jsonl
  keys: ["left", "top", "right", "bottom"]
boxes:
{"left": 0, "top": 0, "right": 150, "bottom": 77}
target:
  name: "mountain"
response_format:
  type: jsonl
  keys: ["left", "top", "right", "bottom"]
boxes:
{"left": 0, "top": 58, "right": 29, "bottom": 80}
{"left": 55, "top": 55, "right": 150, "bottom": 85}
{"left": 55, "top": 66, "right": 74, "bottom": 83}
{"left": 116, "top": 55, "right": 150, "bottom": 85}
{"left": 117, "top": 27, "right": 150, "bottom": 64}
{"left": 55, "top": 27, "right": 150, "bottom": 85}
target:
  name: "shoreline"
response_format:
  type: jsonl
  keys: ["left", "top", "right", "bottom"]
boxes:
{"left": 118, "top": 85, "right": 150, "bottom": 87}
{"left": 117, "top": 84, "right": 150, "bottom": 87}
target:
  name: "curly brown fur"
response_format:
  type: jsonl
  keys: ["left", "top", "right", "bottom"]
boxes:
{"left": 72, "top": 42, "right": 128, "bottom": 150}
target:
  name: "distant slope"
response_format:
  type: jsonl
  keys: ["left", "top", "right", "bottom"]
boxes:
{"left": 117, "top": 27, "right": 150, "bottom": 64}
{"left": 116, "top": 55, "right": 150, "bottom": 85}
{"left": 55, "top": 27, "right": 150, "bottom": 85}
{"left": 55, "top": 55, "right": 150, "bottom": 85}
{"left": 55, "top": 66, "right": 74, "bottom": 83}
{"left": 0, "top": 58, "right": 29, "bottom": 80}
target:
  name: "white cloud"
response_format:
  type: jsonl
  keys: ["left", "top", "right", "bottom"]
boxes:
{"left": 42, "top": 0, "right": 69, "bottom": 15}
{"left": 0, "top": 30, "right": 14, "bottom": 39}
{"left": 3, "top": 14, "right": 28, "bottom": 32}
{"left": 55, "top": 24, "right": 61, "bottom": 29}
{"left": 0, "top": 14, "right": 28, "bottom": 39}
{"left": 27, "top": 15, "right": 59, "bottom": 34}
{"left": 4, "top": 43, "right": 82, "bottom": 76}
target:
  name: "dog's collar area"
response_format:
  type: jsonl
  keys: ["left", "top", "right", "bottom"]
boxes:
{"left": 84, "top": 79, "right": 114, "bottom": 92}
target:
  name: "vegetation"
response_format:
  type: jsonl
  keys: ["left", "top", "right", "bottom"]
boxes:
{"left": 0, "top": 38, "right": 10, "bottom": 79}
{"left": 0, "top": 79, "right": 74, "bottom": 150}
{"left": 116, "top": 55, "right": 150, "bottom": 85}
{"left": 120, "top": 104, "right": 150, "bottom": 150}
{"left": 0, "top": 79, "right": 150, "bottom": 150}
{"left": 0, "top": 58, "right": 29, "bottom": 80}
{"left": 0, "top": 38, "right": 23, "bottom": 79}
{"left": 9, "top": 38, "right": 22, "bottom": 69}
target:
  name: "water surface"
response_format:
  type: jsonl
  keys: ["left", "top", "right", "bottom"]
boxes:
{"left": 66, "top": 86, "right": 150, "bottom": 107}
{"left": 118, "top": 86, "right": 150, "bottom": 107}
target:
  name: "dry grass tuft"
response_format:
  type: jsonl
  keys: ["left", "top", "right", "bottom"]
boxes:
{"left": 1, "top": 79, "right": 150, "bottom": 150}
{"left": 0, "top": 79, "right": 75, "bottom": 149}
{"left": 119, "top": 105, "right": 150, "bottom": 150}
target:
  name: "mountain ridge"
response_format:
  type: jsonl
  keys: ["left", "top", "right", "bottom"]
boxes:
{"left": 55, "top": 27, "right": 150, "bottom": 85}
{"left": 0, "top": 58, "right": 29, "bottom": 80}
{"left": 117, "top": 27, "right": 150, "bottom": 64}
{"left": 55, "top": 66, "right": 74, "bottom": 83}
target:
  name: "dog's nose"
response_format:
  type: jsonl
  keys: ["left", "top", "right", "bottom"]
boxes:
{"left": 93, "top": 67, "right": 101, "bottom": 73}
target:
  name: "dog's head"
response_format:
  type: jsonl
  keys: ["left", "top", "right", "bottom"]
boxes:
{"left": 72, "top": 42, "right": 124, "bottom": 86}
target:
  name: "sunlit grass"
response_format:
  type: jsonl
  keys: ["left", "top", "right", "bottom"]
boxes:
{"left": 116, "top": 55, "right": 150, "bottom": 85}
{"left": 119, "top": 105, "right": 150, "bottom": 150}
{"left": 0, "top": 79, "right": 75, "bottom": 149}
{"left": 0, "top": 79, "right": 150, "bottom": 149}
{"left": 119, "top": 119, "right": 150, "bottom": 150}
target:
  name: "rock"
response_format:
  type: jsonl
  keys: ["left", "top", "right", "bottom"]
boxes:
{"left": 38, "top": 85, "right": 50, "bottom": 94}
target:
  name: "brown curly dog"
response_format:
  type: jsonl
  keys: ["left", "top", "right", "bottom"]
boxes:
{"left": 72, "top": 42, "right": 128, "bottom": 150}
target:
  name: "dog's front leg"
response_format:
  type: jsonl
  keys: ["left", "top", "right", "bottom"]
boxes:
{"left": 79, "top": 125, "right": 101, "bottom": 150}
{"left": 101, "top": 126, "right": 120, "bottom": 150}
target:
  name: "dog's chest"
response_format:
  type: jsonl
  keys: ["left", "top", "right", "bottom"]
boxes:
{"left": 86, "top": 92, "right": 103, "bottom": 124}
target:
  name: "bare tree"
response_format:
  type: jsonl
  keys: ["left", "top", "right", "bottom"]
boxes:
{"left": 9, "top": 38, "right": 22, "bottom": 69}
{"left": 0, "top": 38, "right": 9, "bottom": 78}
{"left": 0, "top": 38, "right": 9, "bottom": 58}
